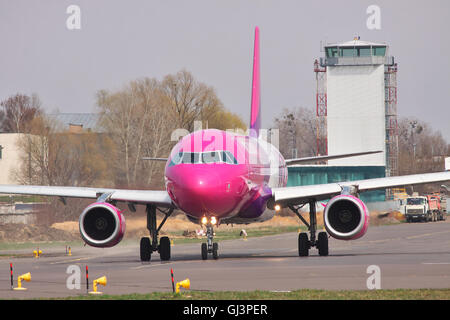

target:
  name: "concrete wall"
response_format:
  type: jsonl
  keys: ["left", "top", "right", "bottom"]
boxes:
{"left": 0, "top": 212, "right": 37, "bottom": 224}
{"left": 327, "top": 64, "right": 386, "bottom": 166}
{"left": 0, "top": 203, "right": 43, "bottom": 224}
{"left": 0, "top": 133, "right": 26, "bottom": 184}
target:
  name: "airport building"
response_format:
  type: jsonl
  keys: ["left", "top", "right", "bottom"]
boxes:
{"left": 47, "top": 113, "right": 101, "bottom": 133}
{"left": 288, "top": 38, "right": 398, "bottom": 202}
{"left": 0, "top": 113, "right": 101, "bottom": 185}
{"left": 0, "top": 133, "right": 28, "bottom": 185}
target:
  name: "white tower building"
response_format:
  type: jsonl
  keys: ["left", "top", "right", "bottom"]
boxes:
{"left": 318, "top": 38, "right": 398, "bottom": 176}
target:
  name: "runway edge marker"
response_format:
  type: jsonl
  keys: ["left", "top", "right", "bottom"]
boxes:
{"left": 86, "top": 265, "right": 89, "bottom": 294}
{"left": 10, "top": 263, "right": 13, "bottom": 290}
{"left": 171, "top": 268, "right": 175, "bottom": 293}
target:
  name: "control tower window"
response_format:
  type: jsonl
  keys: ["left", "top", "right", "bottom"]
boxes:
{"left": 340, "top": 48, "right": 356, "bottom": 57}
{"left": 326, "top": 47, "right": 338, "bottom": 57}
{"left": 358, "top": 47, "right": 371, "bottom": 56}
{"left": 372, "top": 46, "right": 386, "bottom": 56}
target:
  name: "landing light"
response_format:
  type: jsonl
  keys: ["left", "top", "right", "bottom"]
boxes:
{"left": 201, "top": 216, "right": 208, "bottom": 225}
{"left": 211, "top": 216, "right": 217, "bottom": 225}
{"left": 274, "top": 204, "right": 281, "bottom": 212}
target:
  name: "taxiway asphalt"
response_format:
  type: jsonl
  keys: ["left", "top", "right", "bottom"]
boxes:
{"left": 1, "top": 219, "right": 449, "bottom": 298}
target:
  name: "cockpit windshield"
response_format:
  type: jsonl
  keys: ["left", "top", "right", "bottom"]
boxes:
{"left": 181, "top": 152, "right": 201, "bottom": 164}
{"left": 169, "top": 150, "right": 238, "bottom": 167}
{"left": 202, "top": 151, "right": 221, "bottom": 164}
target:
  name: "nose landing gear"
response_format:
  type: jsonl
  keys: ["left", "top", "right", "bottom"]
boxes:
{"left": 201, "top": 222, "right": 219, "bottom": 260}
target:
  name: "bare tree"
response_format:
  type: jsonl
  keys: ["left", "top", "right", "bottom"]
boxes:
{"left": 160, "top": 70, "right": 224, "bottom": 131}
{"left": 273, "top": 106, "right": 316, "bottom": 159}
{"left": 206, "top": 108, "right": 247, "bottom": 132}
{"left": 97, "top": 78, "right": 173, "bottom": 188}
{"left": 398, "top": 117, "right": 449, "bottom": 176}
{"left": 0, "top": 93, "right": 42, "bottom": 133}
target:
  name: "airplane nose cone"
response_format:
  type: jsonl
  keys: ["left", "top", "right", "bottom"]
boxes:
{"left": 184, "top": 171, "right": 221, "bottom": 198}
{"left": 168, "top": 168, "right": 239, "bottom": 218}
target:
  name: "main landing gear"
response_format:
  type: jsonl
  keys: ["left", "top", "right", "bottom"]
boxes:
{"left": 289, "top": 199, "right": 329, "bottom": 257}
{"left": 201, "top": 218, "right": 219, "bottom": 260}
{"left": 140, "top": 204, "right": 173, "bottom": 262}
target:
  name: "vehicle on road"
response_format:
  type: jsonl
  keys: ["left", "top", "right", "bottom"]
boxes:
{"left": 405, "top": 194, "right": 445, "bottom": 222}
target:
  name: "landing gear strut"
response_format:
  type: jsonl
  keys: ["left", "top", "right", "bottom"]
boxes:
{"left": 201, "top": 223, "right": 219, "bottom": 260}
{"left": 289, "top": 199, "right": 329, "bottom": 257}
{"left": 140, "top": 204, "right": 173, "bottom": 262}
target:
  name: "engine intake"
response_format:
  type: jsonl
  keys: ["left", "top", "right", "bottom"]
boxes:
{"left": 79, "top": 202, "right": 126, "bottom": 247}
{"left": 323, "top": 194, "right": 369, "bottom": 240}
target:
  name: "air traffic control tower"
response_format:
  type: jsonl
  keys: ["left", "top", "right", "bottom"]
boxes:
{"left": 286, "top": 38, "right": 399, "bottom": 202}
{"left": 314, "top": 38, "right": 399, "bottom": 179}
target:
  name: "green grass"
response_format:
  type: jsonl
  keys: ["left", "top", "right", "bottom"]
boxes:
{"left": 0, "top": 240, "right": 83, "bottom": 251}
{"left": 0, "top": 195, "right": 46, "bottom": 203}
{"left": 53, "top": 289, "right": 450, "bottom": 300}
{"left": 166, "top": 225, "right": 307, "bottom": 245}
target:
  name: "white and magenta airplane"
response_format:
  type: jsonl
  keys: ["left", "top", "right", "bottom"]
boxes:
{"left": 1, "top": 27, "right": 449, "bottom": 261}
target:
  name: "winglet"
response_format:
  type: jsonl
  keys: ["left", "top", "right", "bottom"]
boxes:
{"left": 249, "top": 26, "right": 261, "bottom": 138}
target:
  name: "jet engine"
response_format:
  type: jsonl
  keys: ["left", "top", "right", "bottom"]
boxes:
{"left": 79, "top": 202, "right": 126, "bottom": 247}
{"left": 323, "top": 194, "right": 369, "bottom": 240}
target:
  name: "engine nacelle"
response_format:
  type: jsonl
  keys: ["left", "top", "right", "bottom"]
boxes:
{"left": 79, "top": 202, "right": 126, "bottom": 248}
{"left": 323, "top": 194, "right": 369, "bottom": 240}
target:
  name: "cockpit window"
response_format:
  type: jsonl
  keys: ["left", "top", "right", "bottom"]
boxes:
{"left": 202, "top": 151, "right": 221, "bottom": 164}
{"left": 181, "top": 152, "right": 201, "bottom": 164}
{"left": 222, "top": 150, "right": 238, "bottom": 164}
{"left": 181, "top": 152, "right": 192, "bottom": 164}
{"left": 169, "top": 151, "right": 238, "bottom": 166}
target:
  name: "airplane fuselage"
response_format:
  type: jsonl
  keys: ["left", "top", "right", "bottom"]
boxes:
{"left": 165, "top": 129, "right": 288, "bottom": 224}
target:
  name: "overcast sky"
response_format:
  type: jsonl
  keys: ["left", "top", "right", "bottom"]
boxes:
{"left": 1, "top": 0, "right": 449, "bottom": 141}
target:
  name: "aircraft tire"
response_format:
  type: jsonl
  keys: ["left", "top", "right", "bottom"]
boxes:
{"left": 298, "top": 232, "right": 309, "bottom": 257}
{"left": 140, "top": 237, "right": 152, "bottom": 262}
{"left": 318, "top": 232, "right": 329, "bottom": 256}
{"left": 201, "top": 243, "right": 208, "bottom": 260}
{"left": 159, "top": 236, "right": 171, "bottom": 261}
{"left": 212, "top": 243, "right": 219, "bottom": 260}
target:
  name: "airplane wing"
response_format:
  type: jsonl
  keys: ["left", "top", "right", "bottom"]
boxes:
{"left": 271, "top": 171, "right": 450, "bottom": 206}
{"left": 0, "top": 185, "right": 174, "bottom": 208}
{"left": 285, "top": 150, "right": 381, "bottom": 166}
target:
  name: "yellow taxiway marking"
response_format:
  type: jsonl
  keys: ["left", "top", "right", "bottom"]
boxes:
{"left": 50, "top": 257, "right": 92, "bottom": 265}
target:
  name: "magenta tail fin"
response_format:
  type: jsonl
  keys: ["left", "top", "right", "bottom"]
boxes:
{"left": 250, "top": 26, "right": 261, "bottom": 138}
